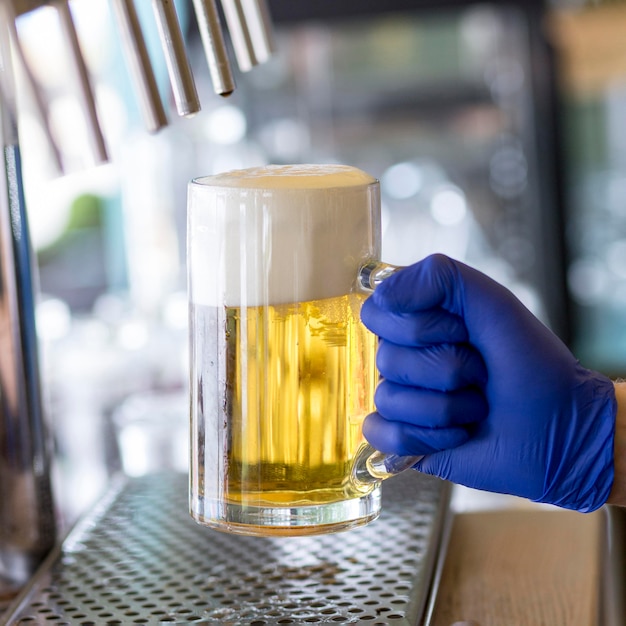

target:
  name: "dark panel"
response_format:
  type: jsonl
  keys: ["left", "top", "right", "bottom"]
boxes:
{"left": 268, "top": 0, "right": 546, "bottom": 23}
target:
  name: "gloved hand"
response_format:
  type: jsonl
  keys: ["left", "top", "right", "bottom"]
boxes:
{"left": 360, "top": 253, "right": 616, "bottom": 512}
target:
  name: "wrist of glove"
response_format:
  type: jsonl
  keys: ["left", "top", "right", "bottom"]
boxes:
{"left": 360, "top": 253, "right": 616, "bottom": 513}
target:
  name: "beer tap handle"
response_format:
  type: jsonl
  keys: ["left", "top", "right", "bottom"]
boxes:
{"left": 191, "top": 0, "right": 235, "bottom": 97}
{"left": 110, "top": 0, "right": 168, "bottom": 133}
{"left": 219, "top": 0, "right": 255, "bottom": 72}
{"left": 220, "top": 0, "right": 275, "bottom": 72}
{"left": 53, "top": 0, "right": 109, "bottom": 164}
{"left": 151, "top": 0, "right": 200, "bottom": 117}
{"left": 2, "top": 0, "right": 64, "bottom": 172}
{"left": 241, "top": 0, "right": 274, "bottom": 65}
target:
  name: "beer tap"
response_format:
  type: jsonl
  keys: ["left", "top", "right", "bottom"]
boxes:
{"left": 0, "top": 0, "right": 275, "bottom": 600}
{"left": 192, "top": 0, "right": 235, "bottom": 97}
{"left": 54, "top": 0, "right": 110, "bottom": 163}
{"left": 220, "top": 0, "right": 275, "bottom": 72}
{"left": 110, "top": 0, "right": 168, "bottom": 132}
{"left": 7, "top": 0, "right": 275, "bottom": 159}
{"left": 151, "top": 0, "right": 201, "bottom": 117}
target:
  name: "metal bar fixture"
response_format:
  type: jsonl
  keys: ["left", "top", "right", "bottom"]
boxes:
{"left": 7, "top": 0, "right": 275, "bottom": 159}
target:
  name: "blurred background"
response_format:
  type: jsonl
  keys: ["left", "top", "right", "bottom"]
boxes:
{"left": 7, "top": 0, "right": 626, "bottom": 526}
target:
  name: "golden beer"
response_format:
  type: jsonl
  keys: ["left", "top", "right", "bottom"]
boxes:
{"left": 190, "top": 292, "right": 379, "bottom": 533}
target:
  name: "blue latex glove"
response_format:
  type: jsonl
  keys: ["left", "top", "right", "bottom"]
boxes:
{"left": 361, "top": 253, "right": 616, "bottom": 512}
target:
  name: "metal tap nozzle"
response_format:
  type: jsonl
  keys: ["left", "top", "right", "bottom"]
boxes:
{"left": 192, "top": 0, "right": 235, "bottom": 97}
{"left": 110, "top": 0, "right": 168, "bottom": 133}
{"left": 151, "top": 0, "right": 201, "bottom": 117}
{"left": 53, "top": 0, "right": 109, "bottom": 164}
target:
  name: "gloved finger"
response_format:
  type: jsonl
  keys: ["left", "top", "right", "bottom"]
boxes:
{"left": 361, "top": 296, "right": 467, "bottom": 346}
{"left": 371, "top": 253, "right": 462, "bottom": 315}
{"left": 413, "top": 448, "right": 472, "bottom": 485}
{"left": 374, "top": 380, "right": 488, "bottom": 427}
{"left": 363, "top": 411, "right": 470, "bottom": 456}
{"left": 376, "top": 340, "right": 487, "bottom": 390}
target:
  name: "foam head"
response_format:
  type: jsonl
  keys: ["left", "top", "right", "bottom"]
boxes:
{"left": 188, "top": 164, "right": 381, "bottom": 307}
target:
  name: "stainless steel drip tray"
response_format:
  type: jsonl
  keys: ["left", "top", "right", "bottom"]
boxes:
{"left": 3, "top": 471, "right": 451, "bottom": 625}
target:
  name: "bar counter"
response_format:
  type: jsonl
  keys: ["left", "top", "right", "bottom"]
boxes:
{"left": 429, "top": 506, "right": 605, "bottom": 625}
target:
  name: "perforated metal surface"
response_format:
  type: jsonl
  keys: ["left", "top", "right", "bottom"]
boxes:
{"left": 3, "top": 471, "right": 449, "bottom": 626}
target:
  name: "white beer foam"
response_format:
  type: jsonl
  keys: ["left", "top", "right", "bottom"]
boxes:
{"left": 188, "top": 164, "right": 381, "bottom": 307}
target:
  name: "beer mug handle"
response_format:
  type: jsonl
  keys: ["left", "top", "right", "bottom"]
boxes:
{"left": 353, "top": 261, "right": 424, "bottom": 486}
{"left": 352, "top": 443, "right": 423, "bottom": 485}
{"left": 357, "top": 260, "right": 400, "bottom": 292}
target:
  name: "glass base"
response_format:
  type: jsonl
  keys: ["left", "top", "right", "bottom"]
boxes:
{"left": 190, "top": 487, "right": 382, "bottom": 537}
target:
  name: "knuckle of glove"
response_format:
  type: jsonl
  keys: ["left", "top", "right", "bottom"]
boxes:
{"left": 361, "top": 296, "right": 467, "bottom": 347}
{"left": 363, "top": 412, "right": 471, "bottom": 456}
{"left": 376, "top": 341, "right": 486, "bottom": 391}
{"left": 374, "top": 380, "right": 486, "bottom": 428}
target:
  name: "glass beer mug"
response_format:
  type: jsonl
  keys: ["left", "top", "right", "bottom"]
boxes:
{"left": 188, "top": 164, "right": 419, "bottom": 536}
